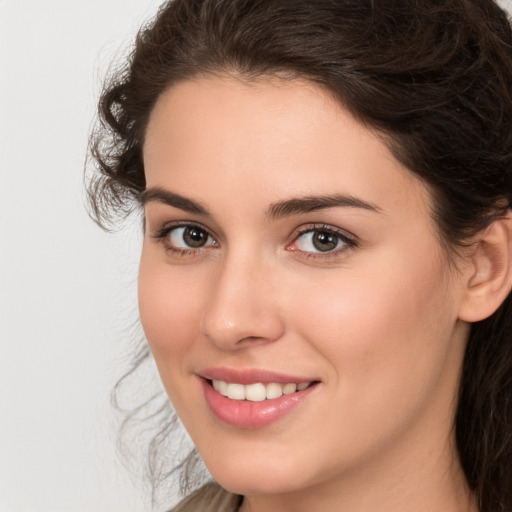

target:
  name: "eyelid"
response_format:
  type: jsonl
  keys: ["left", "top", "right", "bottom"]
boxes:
{"left": 151, "top": 221, "right": 219, "bottom": 255}
{"left": 287, "top": 223, "right": 358, "bottom": 257}
{"left": 151, "top": 220, "right": 216, "bottom": 240}
{"left": 149, "top": 220, "right": 357, "bottom": 259}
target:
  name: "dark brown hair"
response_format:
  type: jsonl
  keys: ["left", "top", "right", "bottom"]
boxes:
{"left": 87, "top": 1, "right": 512, "bottom": 510}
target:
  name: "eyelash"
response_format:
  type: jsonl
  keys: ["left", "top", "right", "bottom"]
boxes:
{"left": 152, "top": 222, "right": 217, "bottom": 257}
{"left": 288, "top": 224, "right": 358, "bottom": 260}
{"left": 151, "top": 222, "right": 358, "bottom": 259}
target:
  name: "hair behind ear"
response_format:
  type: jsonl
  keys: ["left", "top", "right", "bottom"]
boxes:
{"left": 456, "top": 290, "right": 512, "bottom": 510}
{"left": 454, "top": 213, "right": 512, "bottom": 511}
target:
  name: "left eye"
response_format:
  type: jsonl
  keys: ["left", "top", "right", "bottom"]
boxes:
{"left": 168, "top": 225, "right": 216, "bottom": 249}
{"left": 293, "top": 229, "right": 348, "bottom": 253}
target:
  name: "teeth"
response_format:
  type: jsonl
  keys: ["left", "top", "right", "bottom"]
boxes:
{"left": 211, "top": 379, "right": 312, "bottom": 401}
{"left": 227, "top": 383, "right": 245, "bottom": 400}
{"left": 245, "top": 383, "right": 266, "bottom": 402}
{"left": 213, "top": 379, "right": 228, "bottom": 395}
{"left": 266, "top": 382, "right": 283, "bottom": 399}
{"left": 283, "top": 383, "right": 297, "bottom": 394}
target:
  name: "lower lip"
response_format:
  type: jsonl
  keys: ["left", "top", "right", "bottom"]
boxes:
{"left": 201, "top": 379, "right": 318, "bottom": 428}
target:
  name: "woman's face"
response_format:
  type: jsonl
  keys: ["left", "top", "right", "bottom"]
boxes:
{"left": 139, "top": 77, "right": 471, "bottom": 498}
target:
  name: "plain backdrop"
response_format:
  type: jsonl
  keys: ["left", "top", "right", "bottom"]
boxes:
{"left": 1, "top": 1, "right": 512, "bottom": 511}
{"left": 0, "top": 1, "right": 165, "bottom": 511}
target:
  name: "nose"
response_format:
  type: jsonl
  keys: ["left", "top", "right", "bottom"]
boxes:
{"left": 200, "top": 251, "right": 286, "bottom": 350}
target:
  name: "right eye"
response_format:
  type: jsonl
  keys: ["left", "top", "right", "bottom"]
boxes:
{"left": 168, "top": 225, "right": 216, "bottom": 249}
{"left": 153, "top": 223, "right": 218, "bottom": 254}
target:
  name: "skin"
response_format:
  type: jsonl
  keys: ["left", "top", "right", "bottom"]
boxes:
{"left": 139, "top": 76, "right": 478, "bottom": 512}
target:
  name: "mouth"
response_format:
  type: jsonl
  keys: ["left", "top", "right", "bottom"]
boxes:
{"left": 198, "top": 369, "right": 320, "bottom": 428}
{"left": 209, "top": 379, "right": 314, "bottom": 401}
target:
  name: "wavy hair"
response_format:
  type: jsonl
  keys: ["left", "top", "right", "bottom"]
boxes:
{"left": 87, "top": 1, "right": 512, "bottom": 509}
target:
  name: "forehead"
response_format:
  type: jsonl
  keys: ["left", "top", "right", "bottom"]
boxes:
{"left": 142, "top": 76, "right": 431, "bottom": 220}
{"left": 143, "top": 75, "right": 346, "bottom": 167}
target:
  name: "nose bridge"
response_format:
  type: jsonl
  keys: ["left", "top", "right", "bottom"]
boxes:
{"left": 200, "top": 246, "right": 284, "bottom": 349}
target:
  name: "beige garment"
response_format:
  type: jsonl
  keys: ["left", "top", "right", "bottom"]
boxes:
{"left": 170, "top": 482, "right": 243, "bottom": 512}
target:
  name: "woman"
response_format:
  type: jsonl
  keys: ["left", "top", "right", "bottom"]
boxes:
{"left": 87, "top": 0, "right": 512, "bottom": 511}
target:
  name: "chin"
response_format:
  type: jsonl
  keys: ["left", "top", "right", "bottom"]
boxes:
{"left": 214, "top": 471, "right": 302, "bottom": 497}
{"left": 201, "top": 448, "right": 317, "bottom": 496}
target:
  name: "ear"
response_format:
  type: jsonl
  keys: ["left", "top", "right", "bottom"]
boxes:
{"left": 458, "top": 212, "right": 512, "bottom": 322}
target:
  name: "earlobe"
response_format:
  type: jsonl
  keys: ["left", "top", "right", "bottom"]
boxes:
{"left": 458, "top": 212, "right": 512, "bottom": 322}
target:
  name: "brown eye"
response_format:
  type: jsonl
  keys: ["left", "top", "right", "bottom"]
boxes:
{"left": 291, "top": 226, "right": 356, "bottom": 255}
{"left": 168, "top": 225, "right": 216, "bottom": 249}
{"left": 311, "top": 231, "right": 339, "bottom": 252}
{"left": 183, "top": 226, "right": 208, "bottom": 247}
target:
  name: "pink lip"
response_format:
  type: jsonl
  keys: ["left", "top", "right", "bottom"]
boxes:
{"left": 199, "top": 367, "right": 316, "bottom": 385}
{"left": 198, "top": 367, "right": 320, "bottom": 429}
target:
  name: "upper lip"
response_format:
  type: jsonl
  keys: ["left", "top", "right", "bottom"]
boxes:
{"left": 198, "top": 367, "right": 319, "bottom": 385}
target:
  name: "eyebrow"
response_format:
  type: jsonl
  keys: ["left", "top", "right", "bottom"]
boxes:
{"left": 141, "top": 187, "right": 210, "bottom": 216}
{"left": 141, "top": 186, "right": 380, "bottom": 219}
{"left": 267, "top": 194, "right": 381, "bottom": 220}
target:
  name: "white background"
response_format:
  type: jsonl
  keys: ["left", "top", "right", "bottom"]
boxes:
{"left": 0, "top": 1, "right": 164, "bottom": 511}
{"left": 1, "top": 1, "right": 511, "bottom": 511}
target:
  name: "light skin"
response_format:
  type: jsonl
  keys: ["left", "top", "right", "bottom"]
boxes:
{"left": 139, "top": 76, "right": 512, "bottom": 512}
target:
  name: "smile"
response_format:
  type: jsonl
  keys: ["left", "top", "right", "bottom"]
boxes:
{"left": 199, "top": 369, "right": 320, "bottom": 428}
{"left": 212, "top": 379, "right": 312, "bottom": 401}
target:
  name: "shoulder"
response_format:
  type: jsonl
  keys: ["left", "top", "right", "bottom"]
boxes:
{"left": 169, "top": 481, "right": 242, "bottom": 512}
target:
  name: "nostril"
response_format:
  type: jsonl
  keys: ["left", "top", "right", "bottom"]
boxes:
{"left": 200, "top": 281, "right": 286, "bottom": 350}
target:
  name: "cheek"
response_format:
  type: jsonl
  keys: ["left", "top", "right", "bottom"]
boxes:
{"left": 277, "top": 248, "right": 463, "bottom": 471}
{"left": 138, "top": 255, "right": 204, "bottom": 370}
{"left": 292, "top": 246, "right": 458, "bottom": 404}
